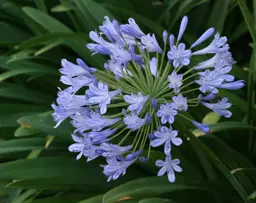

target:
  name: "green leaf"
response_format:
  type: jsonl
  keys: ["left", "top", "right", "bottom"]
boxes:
{"left": 22, "top": 7, "right": 71, "bottom": 33}
{"left": 0, "top": 138, "right": 46, "bottom": 155}
{"left": 208, "top": 0, "right": 230, "bottom": 34}
{"left": 76, "top": 0, "right": 114, "bottom": 24}
{"left": 102, "top": 177, "right": 230, "bottom": 203}
{"left": 176, "top": 124, "right": 249, "bottom": 203}
{"left": 248, "top": 190, "right": 256, "bottom": 200}
{"left": 78, "top": 195, "right": 103, "bottom": 203}
{"left": 2, "top": 157, "right": 145, "bottom": 191}
{"left": 0, "top": 104, "right": 49, "bottom": 128}
{"left": 203, "top": 136, "right": 256, "bottom": 194}
{"left": 22, "top": 7, "right": 105, "bottom": 67}
{"left": 139, "top": 198, "right": 178, "bottom": 203}
{"left": 0, "top": 86, "right": 54, "bottom": 105}
{"left": 23, "top": 195, "right": 88, "bottom": 203}
{"left": 0, "top": 22, "right": 30, "bottom": 45}
{"left": 237, "top": 0, "right": 256, "bottom": 41}
{"left": 0, "top": 68, "right": 56, "bottom": 82}
{"left": 14, "top": 126, "right": 39, "bottom": 137}
{"left": 17, "top": 112, "right": 73, "bottom": 140}
{"left": 229, "top": 21, "right": 248, "bottom": 42}
{"left": 51, "top": 4, "right": 75, "bottom": 12}
{"left": 11, "top": 189, "right": 36, "bottom": 203}
{"left": 15, "top": 33, "right": 88, "bottom": 50}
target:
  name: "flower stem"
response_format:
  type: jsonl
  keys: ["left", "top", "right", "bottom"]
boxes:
{"left": 181, "top": 87, "right": 199, "bottom": 94}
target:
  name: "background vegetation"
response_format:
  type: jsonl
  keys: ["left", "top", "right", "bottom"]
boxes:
{"left": 0, "top": 0, "right": 255, "bottom": 202}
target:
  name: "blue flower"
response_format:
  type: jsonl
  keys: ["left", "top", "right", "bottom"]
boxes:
{"left": 151, "top": 126, "right": 182, "bottom": 155}
{"left": 196, "top": 70, "right": 223, "bottom": 93}
{"left": 60, "top": 75, "right": 93, "bottom": 92}
{"left": 194, "top": 50, "right": 235, "bottom": 70}
{"left": 71, "top": 110, "right": 121, "bottom": 132}
{"left": 192, "top": 33, "right": 228, "bottom": 55}
{"left": 56, "top": 87, "right": 90, "bottom": 109}
{"left": 172, "top": 94, "right": 188, "bottom": 111}
{"left": 86, "top": 82, "right": 122, "bottom": 114}
{"left": 124, "top": 92, "right": 149, "bottom": 113}
{"left": 202, "top": 97, "right": 232, "bottom": 118}
{"left": 168, "top": 71, "right": 183, "bottom": 93}
{"left": 157, "top": 102, "right": 177, "bottom": 124}
{"left": 51, "top": 104, "right": 82, "bottom": 128}
{"left": 167, "top": 43, "right": 191, "bottom": 68}
{"left": 68, "top": 133, "right": 100, "bottom": 161}
{"left": 76, "top": 58, "right": 97, "bottom": 73}
{"left": 99, "top": 16, "right": 122, "bottom": 44}
{"left": 192, "top": 120, "right": 210, "bottom": 133}
{"left": 104, "top": 60, "right": 132, "bottom": 79}
{"left": 88, "top": 128, "right": 116, "bottom": 144}
{"left": 60, "top": 59, "right": 91, "bottom": 77}
{"left": 156, "top": 156, "right": 182, "bottom": 183}
{"left": 150, "top": 57, "right": 158, "bottom": 77}
{"left": 124, "top": 113, "right": 151, "bottom": 131}
{"left": 109, "top": 45, "right": 132, "bottom": 64}
{"left": 141, "top": 34, "right": 163, "bottom": 53}
{"left": 120, "top": 18, "right": 145, "bottom": 38}
{"left": 98, "top": 143, "right": 133, "bottom": 158}
{"left": 101, "top": 156, "right": 138, "bottom": 182}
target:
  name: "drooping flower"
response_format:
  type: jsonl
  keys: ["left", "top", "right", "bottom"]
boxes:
{"left": 192, "top": 33, "right": 228, "bottom": 55}
{"left": 101, "top": 155, "right": 139, "bottom": 182}
{"left": 98, "top": 143, "right": 133, "bottom": 158}
{"left": 68, "top": 133, "right": 101, "bottom": 161}
{"left": 156, "top": 156, "right": 182, "bottom": 183}
{"left": 151, "top": 126, "right": 182, "bottom": 155}
{"left": 52, "top": 15, "right": 244, "bottom": 184}
{"left": 71, "top": 110, "right": 121, "bottom": 132}
{"left": 202, "top": 97, "right": 232, "bottom": 118}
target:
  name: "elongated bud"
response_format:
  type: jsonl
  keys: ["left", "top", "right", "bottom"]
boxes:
{"left": 163, "top": 30, "right": 168, "bottom": 45}
{"left": 191, "top": 28, "right": 215, "bottom": 48}
{"left": 178, "top": 16, "right": 188, "bottom": 41}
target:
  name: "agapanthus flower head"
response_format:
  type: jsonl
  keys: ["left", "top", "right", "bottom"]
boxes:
{"left": 52, "top": 16, "right": 244, "bottom": 183}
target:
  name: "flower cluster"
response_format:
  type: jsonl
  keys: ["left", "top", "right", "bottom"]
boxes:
{"left": 52, "top": 16, "right": 244, "bottom": 183}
